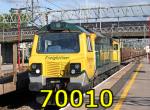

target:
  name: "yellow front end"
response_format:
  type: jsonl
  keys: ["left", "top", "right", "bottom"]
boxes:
{"left": 29, "top": 32, "right": 96, "bottom": 91}
{"left": 112, "top": 40, "right": 120, "bottom": 63}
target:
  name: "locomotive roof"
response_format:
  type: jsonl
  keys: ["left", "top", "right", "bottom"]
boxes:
{"left": 38, "top": 22, "right": 111, "bottom": 39}
{"left": 38, "top": 22, "right": 91, "bottom": 34}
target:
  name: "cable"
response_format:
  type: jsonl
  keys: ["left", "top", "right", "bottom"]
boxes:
{"left": 45, "top": 0, "right": 65, "bottom": 10}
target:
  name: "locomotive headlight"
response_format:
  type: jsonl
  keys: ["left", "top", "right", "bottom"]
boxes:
{"left": 75, "top": 64, "right": 80, "bottom": 69}
{"left": 31, "top": 64, "right": 36, "bottom": 69}
{"left": 71, "top": 69, "right": 76, "bottom": 74}
{"left": 70, "top": 63, "right": 81, "bottom": 75}
{"left": 30, "top": 63, "right": 42, "bottom": 76}
{"left": 36, "top": 69, "right": 41, "bottom": 74}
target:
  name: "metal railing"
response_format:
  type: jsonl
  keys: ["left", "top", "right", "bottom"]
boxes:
{"left": 0, "top": 30, "right": 37, "bottom": 37}
{"left": 93, "top": 25, "right": 150, "bottom": 34}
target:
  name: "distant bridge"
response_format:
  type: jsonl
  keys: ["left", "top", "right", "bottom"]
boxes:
{"left": 81, "top": 21, "right": 150, "bottom": 38}
{"left": 0, "top": 26, "right": 38, "bottom": 43}
{"left": 93, "top": 25, "right": 150, "bottom": 38}
{"left": 0, "top": 21, "right": 150, "bottom": 43}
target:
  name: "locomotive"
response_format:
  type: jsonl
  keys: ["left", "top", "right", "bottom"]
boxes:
{"left": 28, "top": 22, "right": 145, "bottom": 91}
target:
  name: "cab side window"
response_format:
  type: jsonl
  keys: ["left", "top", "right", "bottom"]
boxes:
{"left": 86, "top": 36, "right": 93, "bottom": 51}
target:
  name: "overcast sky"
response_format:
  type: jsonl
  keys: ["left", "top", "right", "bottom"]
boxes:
{"left": 0, "top": 0, "right": 150, "bottom": 12}
{"left": 0, "top": 0, "right": 150, "bottom": 22}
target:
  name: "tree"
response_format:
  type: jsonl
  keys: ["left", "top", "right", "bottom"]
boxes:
{"left": 0, "top": 11, "right": 31, "bottom": 30}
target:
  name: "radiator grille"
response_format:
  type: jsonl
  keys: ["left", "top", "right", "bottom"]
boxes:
{"left": 46, "top": 61, "right": 68, "bottom": 77}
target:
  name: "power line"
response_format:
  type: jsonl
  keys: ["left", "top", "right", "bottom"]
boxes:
{"left": 46, "top": 4, "right": 150, "bottom": 22}
{"left": 46, "top": 0, "right": 64, "bottom": 10}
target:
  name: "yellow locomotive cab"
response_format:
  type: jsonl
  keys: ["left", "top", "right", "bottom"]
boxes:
{"left": 29, "top": 22, "right": 96, "bottom": 91}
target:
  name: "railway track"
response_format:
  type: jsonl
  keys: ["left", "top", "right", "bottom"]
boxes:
{"left": 0, "top": 62, "right": 130, "bottom": 110}
{"left": 0, "top": 89, "right": 61, "bottom": 110}
{"left": 0, "top": 90, "right": 36, "bottom": 110}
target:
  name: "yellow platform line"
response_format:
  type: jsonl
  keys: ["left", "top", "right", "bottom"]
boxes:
{"left": 113, "top": 63, "right": 143, "bottom": 110}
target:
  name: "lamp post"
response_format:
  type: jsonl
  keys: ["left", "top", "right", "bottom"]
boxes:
{"left": 17, "top": 10, "right": 21, "bottom": 69}
{"left": 10, "top": 8, "right": 26, "bottom": 70}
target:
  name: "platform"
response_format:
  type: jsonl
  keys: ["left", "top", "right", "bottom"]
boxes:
{"left": 62, "top": 57, "right": 150, "bottom": 110}
{"left": 0, "top": 64, "right": 28, "bottom": 95}
{"left": 0, "top": 64, "right": 28, "bottom": 76}
{"left": 112, "top": 58, "right": 150, "bottom": 110}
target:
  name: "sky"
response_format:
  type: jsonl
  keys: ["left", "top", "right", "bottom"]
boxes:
{"left": 0, "top": 0, "right": 150, "bottom": 22}
{"left": 0, "top": 0, "right": 150, "bottom": 12}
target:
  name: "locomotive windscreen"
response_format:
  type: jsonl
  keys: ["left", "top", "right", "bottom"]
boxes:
{"left": 37, "top": 33, "right": 80, "bottom": 53}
